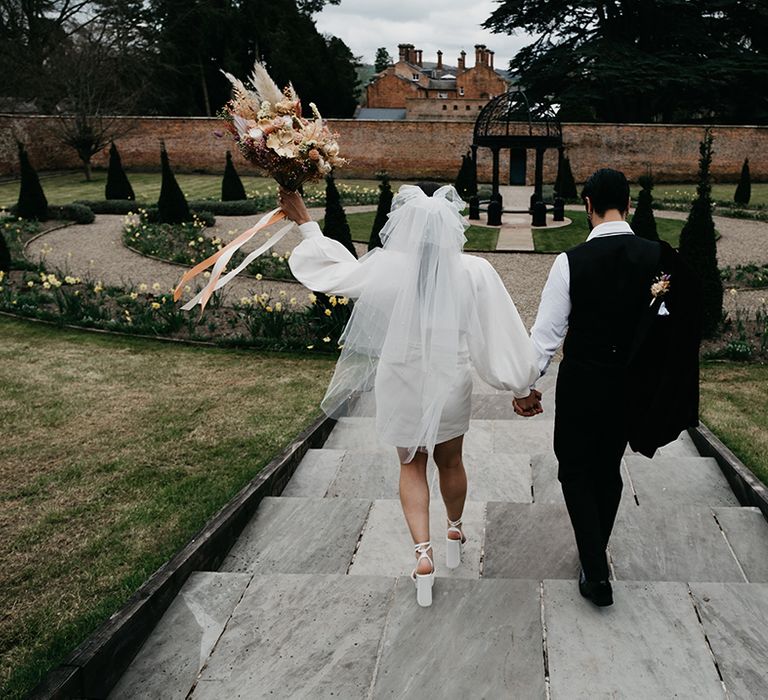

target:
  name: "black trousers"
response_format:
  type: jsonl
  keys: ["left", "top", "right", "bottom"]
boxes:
{"left": 554, "top": 360, "right": 628, "bottom": 582}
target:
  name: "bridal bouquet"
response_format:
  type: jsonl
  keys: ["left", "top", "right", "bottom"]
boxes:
{"left": 174, "top": 63, "right": 346, "bottom": 312}
{"left": 220, "top": 63, "right": 346, "bottom": 191}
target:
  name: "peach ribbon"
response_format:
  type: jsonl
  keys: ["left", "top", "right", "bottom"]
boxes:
{"left": 173, "top": 208, "right": 291, "bottom": 313}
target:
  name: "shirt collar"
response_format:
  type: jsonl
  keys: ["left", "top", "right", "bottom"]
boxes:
{"left": 586, "top": 220, "right": 634, "bottom": 241}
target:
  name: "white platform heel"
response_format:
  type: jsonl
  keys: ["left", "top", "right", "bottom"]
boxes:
{"left": 411, "top": 541, "right": 435, "bottom": 607}
{"left": 446, "top": 517, "right": 465, "bottom": 569}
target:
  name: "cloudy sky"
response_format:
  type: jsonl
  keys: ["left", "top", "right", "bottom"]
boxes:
{"left": 315, "top": 0, "right": 534, "bottom": 70}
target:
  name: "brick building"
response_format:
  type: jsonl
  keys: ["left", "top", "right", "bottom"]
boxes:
{"left": 361, "top": 44, "right": 510, "bottom": 121}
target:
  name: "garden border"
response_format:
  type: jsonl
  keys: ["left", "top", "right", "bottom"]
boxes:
{"left": 28, "top": 411, "right": 336, "bottom": 699}
{"left": 689, "top": 423, "right": 768, "bottom": 520}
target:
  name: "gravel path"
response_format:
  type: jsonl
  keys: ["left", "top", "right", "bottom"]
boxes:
{"left": 24, "top": 205, "right": 767, "bottom": 324}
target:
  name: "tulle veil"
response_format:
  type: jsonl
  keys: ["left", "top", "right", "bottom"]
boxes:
{"left": 321, "top": 184, "right": 483, "bottom": 462}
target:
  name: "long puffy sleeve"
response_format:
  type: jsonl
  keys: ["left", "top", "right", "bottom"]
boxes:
{"left": 288, "top": 221, "right": 375, "bottom": 299}
{"left": 463, "top": 255, "right": 540, "bottom": 398}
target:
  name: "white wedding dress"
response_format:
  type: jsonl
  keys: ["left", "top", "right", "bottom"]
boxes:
{"left": 288, "top": 185, "right": 538, "bottom": 461}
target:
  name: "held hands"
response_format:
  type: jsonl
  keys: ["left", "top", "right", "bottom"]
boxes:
{"left": 513, "top": 390, "right": 543, "bottom": 418}
{"left": 278, "top": 187, "right": 312, "bottom": 226}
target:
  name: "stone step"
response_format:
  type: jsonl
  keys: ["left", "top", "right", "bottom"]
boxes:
{"left": 115, "top": 574, "right": 768, "bottom": 700}
{"left": 219, "top": 497, "right": 371, "bottom": 574}
{"left": 108, "top": 572, "right": 251, "bottom": 700}
{"left": 712, "top": 507, "right": 768, "bottom": 582}
{"left": 625, "top": 455, "right": 740, "bottom": 507}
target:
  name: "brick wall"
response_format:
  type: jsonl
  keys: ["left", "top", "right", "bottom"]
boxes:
{"left": 1, "top": 114, "right": 765, "bottom": 183}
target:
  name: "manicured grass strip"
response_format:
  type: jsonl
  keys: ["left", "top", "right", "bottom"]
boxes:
{"left": 0, "top": 317, "right": 334, "bottom": 699}
{"left": 656, "top": 183, "right": 768, "bottom": 208}
{"left": 699, "top": 361, "right": 768, "bottom": 487}
{"left": 532, "top": 210, "right": 685, "bottom": 253}
{"left": 335, "top": 210, "right": 501, "bottom": 252}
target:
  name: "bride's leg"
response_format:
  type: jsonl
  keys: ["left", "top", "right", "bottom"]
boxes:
{"left": 398, "top": 449, "right": 432, "bottom": 574}
{"left": 433, "top": 435, "right": 467, "bottom": 539}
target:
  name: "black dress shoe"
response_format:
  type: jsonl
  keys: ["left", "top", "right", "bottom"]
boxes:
{"left": 579, "top": 569, "right": 614, "bottom": 607}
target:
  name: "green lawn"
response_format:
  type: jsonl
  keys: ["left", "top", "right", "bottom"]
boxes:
{"left": 0, "top": 171, "right": 410, "bottom": 209}
{"left": 656, "top": 183, "right": 768, "bottom": 207}
{"left": 337, "top": 210, "right": 501, "bottom": 251}
{"left": 533, "top": 210, "right": 685, "bottom": 253}
{"left": 700, "top": 362, "right": 768, "bottom": 486}
{"left": 0, "top": 317, "right": 334, "bottom": 699}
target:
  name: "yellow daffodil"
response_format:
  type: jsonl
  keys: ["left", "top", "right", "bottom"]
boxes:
{"left": 275, "top": 302, "right": 282, "bottom": 311}
{"left": 323, "top": 336, "right": 331, "bottom": 343}
{"left": 256, "top": 273, "right": 263, "bottom": 281}
{"left": 324, "top": 308, "right": 332, "bottom": 317}
{"left": 129, "top": 292, "right": 138, "bottom": 300}
{"left": 151, "top": 302, "right": 161, "bottom": 310}
{"left": 308, "top": 293, "right": 317, "bottom": 303}
{"left": 139, "top": 283, "right": 148, "bottom": 291}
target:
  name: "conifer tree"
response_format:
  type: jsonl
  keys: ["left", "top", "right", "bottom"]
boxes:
{"left": 157, "top": 142, "right": 192, "bottom": 223}
{"left": 734, "top": 157, "right": 751, "bottom": 205}
{"left": 0, "top": 231, "right": 10, "bottom": 272}
{"left": 454, "top": 153, "right": 477, "bottom": 200}
{"left": 221, "top": 150, "right": 247, "bottom": 201}
{"left": 323, "top": 173, "right": 357, "bottom": 258}
{"left": 555, "top": 153, "right": 578, "bottom": 200}
{"left": 631, "top": 175, "right": 659, "bottom": 241}
{"left": 679, "top": 129, "right": 723, "bottom": 338}
{"left": 105, "top": 142, "right": 135, "bottom": 200}
{"left": 369, "top": 172, "right": 393, "bottom": 250}
{"left": 15, "top": 142, "right": 48, "bottom": 220}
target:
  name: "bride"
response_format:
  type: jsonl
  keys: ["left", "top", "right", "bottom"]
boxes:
{"left": 280, "top": 182, "right": 540, "bottom": 606}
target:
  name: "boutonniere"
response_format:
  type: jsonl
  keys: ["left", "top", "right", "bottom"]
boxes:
{"left": 650, "top": 273, "right": 671, "bottom": 304}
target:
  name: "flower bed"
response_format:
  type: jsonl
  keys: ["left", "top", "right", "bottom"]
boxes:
{"left": 122, "top": 209, "right": 294, "bottom": 281}
{"left": 0, "top": 266, "right": 351, "bottom": 353}
{"left": 721, "top": 263, "right": 768, "bottom": 289}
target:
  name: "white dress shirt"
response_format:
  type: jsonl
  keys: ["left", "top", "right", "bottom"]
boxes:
{"left": 530, "top": 220, "right": 636, "bottom": 380}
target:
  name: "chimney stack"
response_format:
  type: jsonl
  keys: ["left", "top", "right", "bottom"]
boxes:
{"left": 437, "top": 50, "right": 443, "bottom": 71}
{"left": 416, "top": 49, "right": 423, "bottom": 66}
{"left": 458, "top": 50, "right": 466, "bottom": 71}
{"left": 475, "top": 44, "right": 482, "bottom": 67}
{"left": 398, "top": 44, "right": 408, "bottom": 63}
{"left": 489, "top": 50, "right": 495, "bottom": 69}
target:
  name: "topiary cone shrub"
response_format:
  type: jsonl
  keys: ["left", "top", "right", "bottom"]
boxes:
{"left": 105, "top": 142, "right": 135, "bottom": 200}
{"left": 368, "top": 172, "right": 393, "bottom": 250}
{"left": 631, "top": 175, "right": 659, "bottom": 241}
{"left": 0, "top": 232, "right": 10, "bottom": 272}
{"left": 15, "top": 142, "right": 48, "bottom": 220}
{"left": 454, "top": 152, "right": 477, "bottom": 200}
{"left": 734, "top": 157, "right": 751, "bottom": 205}
{"left": 679, "top": 129, "right": 723, "bottom": 339}
{"left": 221, "top": 150, "right": 247, "bottom": 201}
{"left": 323, "top": 173, "right": 357, "bottom": 258}
{"left": 157, "top": 142, "right": 192, "bottom": 224}
{"left": 555, "top": 153, "right": 578, "bottom": 201}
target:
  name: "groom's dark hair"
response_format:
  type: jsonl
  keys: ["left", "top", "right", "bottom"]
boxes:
{"left": 581, "top": 168, "right": 630, "bottom": 216}
{"left": 416, "top": 181, "right": 442, "bottom": 196}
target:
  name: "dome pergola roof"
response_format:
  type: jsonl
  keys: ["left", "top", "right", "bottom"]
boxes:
{"left": 473, "top": 90, "right": 562, "bottom": 149}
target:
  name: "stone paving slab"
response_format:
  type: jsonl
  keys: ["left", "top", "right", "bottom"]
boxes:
{"left": 626, "top": 456, "right": 740, "bottom": 507}
{"left": 544, "top": 580, "right": 725, "bottom": 700}
{"left": 192, "top": 574, "right": 394, "bottom": 699}
{"left": 349, "top": 500, "right": 485, "bottom": 579}
{"left": 220, "top": 497, "right": 371, "bottom": 574}
{"left": 437, "top": 452, "right": 532, "bottom": 502}
{"left": 323, "top": 417, "right": 388, "bottom": 450}
{"left": 109, "top": 572, "right": 251, "bottom": 700}
{"left": 493, "top": 420, "right": 554, "bottom": 455}
{"left": 625, "top": 431, "right": 701, "bottom": 459}
{"left": 325, "top": 449, "right": 403, "bottom": 498}
{"left": 611, "top": 505, "right": 745, "bottom": 582}
{"left": 713, "top": 507, "right": 768, "bottom": 582}
{"left": 483, "top": 503, "right": 580, "bottom": 580}
{"left": 690, "top": 582, "right": 768, "bottom": 699}
{"left": 372, "top": 577, "right": 545, "bottom": 698}
{"left": 281, "top": 448, "right": 345, "bottom": 497}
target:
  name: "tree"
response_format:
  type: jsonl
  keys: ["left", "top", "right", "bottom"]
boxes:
{"left": 454, "top": 153, "right": 478, "bottom": 200}
{"left": 631, "top": 175, "right": 659, "bottom": 242}
{"left": 105, "top": 142, "right": 135, "bottom": 200}
{"left": 323, "top": 173, "right": 357, "bottom": 258}
{"left": 369, "top": 172, "right": 393, "bottom": 251}
{"left": 374, "top": 47, "right": 393, "bottom": 73}
{"left": 0, "top": 231, "right": 10, "bottom": 272}
{"left": 15, "top": 143, "right": 48, "bottom": 220}
{"left": 221, "top": 151, "right": 247, "bottom": 201}
{"left": 555, "top": 153, "right": 578, "bottom": 200}
{"left": 734, "top": 158, "right": 751, "bottom": 205}
{"left": 679, "top": 129, "right": 723, "bottom": 338}
{"left": 157, "top": 142, "right": 192, "bottom": 223}
{"left": 484, "top": 1, "right": 768, "bottom": 124}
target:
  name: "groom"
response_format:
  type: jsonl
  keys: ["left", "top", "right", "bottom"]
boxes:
{"left": 516, "top": 168, "right": 665, "bottom": 607}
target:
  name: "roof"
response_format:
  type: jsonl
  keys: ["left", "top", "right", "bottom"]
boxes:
{"left": 357, "top": 108, "right": 407, "bottom": 120}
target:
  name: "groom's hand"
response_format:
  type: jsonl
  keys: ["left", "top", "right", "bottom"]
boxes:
{"left": 513, "top": 390, "right": 543, "bottom": 417}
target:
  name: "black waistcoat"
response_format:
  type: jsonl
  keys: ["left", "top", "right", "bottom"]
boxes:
{"left": 563, "top": 234, "right": 660, "bottom": 370}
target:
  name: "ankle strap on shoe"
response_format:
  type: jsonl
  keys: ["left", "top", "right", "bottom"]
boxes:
{"left": 447, "top": 517, "right": 463, "bottom": 528}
